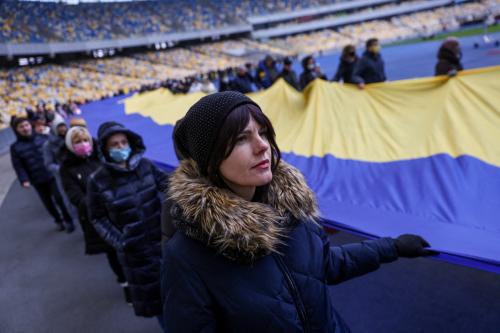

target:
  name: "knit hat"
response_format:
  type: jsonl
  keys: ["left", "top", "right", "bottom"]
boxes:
{"left": 173, "top": 91, "right": 260, "bottom": 175}
{"left": 51, "top": 113, "right": 66, "bottom": 134}
{"left": 65, "top": 126, "right": 92, "bottom": 153}
{"left": 69, "top": 117, "right": 87, "bottom": 128}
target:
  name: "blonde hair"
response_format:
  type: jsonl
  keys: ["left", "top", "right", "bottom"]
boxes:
{"left": 65, "top": 126, "right": 93, "bottom": 153}
{"left": 70, "top": 127, "right": 91, "bottom": 144}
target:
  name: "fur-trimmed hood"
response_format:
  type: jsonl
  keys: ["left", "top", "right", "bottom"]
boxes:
{"left": 168, "top": 159, "right": 319, "bottom": 263}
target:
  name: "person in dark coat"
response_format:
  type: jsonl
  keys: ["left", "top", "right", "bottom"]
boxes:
{"left": 435, "top": 37, "right": 464, "bottom": 76}
{"left": 43, "top": 114, "right": 75, "bottom": 232}
{"left": 333, "top": 45, "right": 358, "bottom": 84}
{"left": 230, "top": 67, "right": 255, "bottom": 94}
{"left": 10, "top": 116, "right": 73, "bottom": 231}
{"left": 300, "top": 55, "right": 327, "bottom": 90}
{"left": 258, "top": 55, "right": 280, "bottom": 89}
{"left": 60, "top": 126, "right": 127, "bottom": 295}
{"left": 44, "top": 115, "right": 68, "bottom": 172}
{"left": 352, "top": 38, "right": 386, "bottom": 89}
{"left": 162, "top": 92, "right": 433, "bottom": 332}
{"left": 279, "top": 57, "right": 300, "bottom": 90}
{"left": 87, "top": 121, "right": 167, "bottom": 321}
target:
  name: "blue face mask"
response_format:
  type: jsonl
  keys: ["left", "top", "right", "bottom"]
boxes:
{"left": 109, "top": 146, "right": 131, "bottom": 163}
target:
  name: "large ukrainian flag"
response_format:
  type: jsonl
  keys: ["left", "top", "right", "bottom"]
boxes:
{"left": 116, "top": 66, "right": 500, "bottom": 270}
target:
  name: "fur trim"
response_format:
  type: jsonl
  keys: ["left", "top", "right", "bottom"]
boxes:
{"left": 168, "top": 159, "right": 319, "bottom": 262}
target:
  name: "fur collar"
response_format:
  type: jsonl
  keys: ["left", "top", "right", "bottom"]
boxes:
{"left": 168, "top": 159, "right": 319, "bottom": 263}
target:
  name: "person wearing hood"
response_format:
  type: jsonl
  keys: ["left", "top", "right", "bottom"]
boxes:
{"left": 10, "top": 116, "right": 73, "bottom": 232}
{"left": 59, "top": 126, "right": 128, "bottom": 301}
{"left": 352, "top": 38, "right": 386, "bottom": 89}
{"left": 300, "top": 55, "right": 327, "bottom": 90}
{"left": 278, "top": 57, "right": 300, "bottom": 91}
{"left": 333, "top": 45, "right": 358, "bottom": 84}
{"left": 43, "top": 113, "right": 75, "bottom": 232}
{"left": 435, "top": 37, "right": 464, "bottom": 76}
{"left": 86, "top": 122, "right": 168, "bottom": 322}
{"left": 161, "top": 91, "right": 433, "bottom": 332}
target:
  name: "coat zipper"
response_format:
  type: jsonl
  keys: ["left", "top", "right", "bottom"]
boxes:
{"left": 273, "top": 254, "right": 311, "bottom": 333}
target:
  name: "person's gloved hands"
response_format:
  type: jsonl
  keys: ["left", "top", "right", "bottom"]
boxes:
{"left": 394, "top": 234, "right": 434, "bottom": 258}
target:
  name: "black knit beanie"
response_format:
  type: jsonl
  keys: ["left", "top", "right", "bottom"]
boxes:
{"left": 173, "top": 91, "right": 260, "bottom": 175}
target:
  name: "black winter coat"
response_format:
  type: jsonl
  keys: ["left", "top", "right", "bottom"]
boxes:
{"left": 279, "top": 69, "right": 301, "bottom": 90}
{"left": 352, "top": 52, "right": 386, "bottom": 84}
{"left": 162, "top": 159, "right": 398, "bottom": 332}
{"left": 60, "top": 143, "right": 111, "bottom": 255}
{"left": 87, "top": 125, "right": 167, "bottom": 317}
{"left": 299, "top": 70, "right": 327, "bottom": 91}
{"left": 10, "top": 133, "right": 53, "bottom": 186}
{"left": 230, "top": 75, "right": 254, "bottom": 94}
{"left": 299, "top": 70, "right": 316, "bottom": 90}
{"left": 333, "top": 59, "right": 357, "bottom": 84}
{"left": 435, "top": 47, "right": 463, "bottom": 76}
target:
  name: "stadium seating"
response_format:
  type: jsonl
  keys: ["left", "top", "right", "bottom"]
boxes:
{"left": 0, "top": 0, "right": 341, "bottom": 43}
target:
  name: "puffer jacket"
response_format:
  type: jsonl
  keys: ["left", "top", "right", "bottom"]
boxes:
{"left": 162, "top": 159, "right": 398, "bottom": 332}
{"left": 10, "top": 133, "right": 53, "bottom": 185}
{"left": 87, "top": 124, "right": 168, "bottom": 317}
{"left": 60, "top": 142, "right": 111, "bottom": 255}
{"left": 43, "top": 134, "right": 65, "bottom": 174}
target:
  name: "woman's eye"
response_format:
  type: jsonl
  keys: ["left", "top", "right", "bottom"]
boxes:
{"left": 259, "top": 131, "right": 268, "bottom": 138}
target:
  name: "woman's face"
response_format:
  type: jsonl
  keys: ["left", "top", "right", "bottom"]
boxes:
{"left": 219, "top": 116, "right": 273, "bottom": 198}
{"left": 71, "top": 132, "right": 90, "bottom": 145}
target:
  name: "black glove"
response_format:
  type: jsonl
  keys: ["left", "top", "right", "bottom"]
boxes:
{"left": 394, "top": 234, "right": 434, "bottom": 258}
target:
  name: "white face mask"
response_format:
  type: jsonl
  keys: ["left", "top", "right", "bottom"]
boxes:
{"left": 307, "top": 63, "right": 315, "bottom": 71}
{"left": 42, "top": 126, "right": 51, "bottom": 135}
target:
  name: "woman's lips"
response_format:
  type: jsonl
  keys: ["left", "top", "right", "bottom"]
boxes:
{"left": 252, "top": 159, "right": 270, "bottom": 169}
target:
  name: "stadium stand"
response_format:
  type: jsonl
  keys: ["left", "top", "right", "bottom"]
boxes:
{"left": 0, "top": 0, "right": 349, "bottom": 43}
{"left": 0, "top": 0, "right": 499, "bottom": 129}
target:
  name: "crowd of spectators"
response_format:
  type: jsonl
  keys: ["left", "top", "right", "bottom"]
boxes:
{"left": 0, "top": 0, "right": 346, "bottom": 43}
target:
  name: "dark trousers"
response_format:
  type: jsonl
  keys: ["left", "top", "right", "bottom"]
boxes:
{"left": 105, "top": 250, "right": 126, "bottom": 283}
{"left": 33, "top": 179, "right": 72, "bottom": 224}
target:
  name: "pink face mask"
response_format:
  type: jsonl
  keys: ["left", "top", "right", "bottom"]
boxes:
{"left": 73, "top": 142, "right": 92, "bottom": 157}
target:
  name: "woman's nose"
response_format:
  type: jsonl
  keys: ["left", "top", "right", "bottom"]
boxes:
{"left": 254, "top": 136, "right": 269, "bottom": 153}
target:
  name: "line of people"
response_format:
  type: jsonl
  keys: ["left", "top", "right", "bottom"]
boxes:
{"left": 227, "top": 36, "right": 464, "bottom": 95}
{"left": 225, "top": 39, "right": 387, "bottom": 93}
{"left": 10, "top": 114, "right": 167, "bottom": 328}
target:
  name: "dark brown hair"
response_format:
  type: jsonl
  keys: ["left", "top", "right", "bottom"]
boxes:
{"left": 207, "top": 103, "right": 281, "bottom": 191}
{"left": 366, "top": 38, "right": 379, "bottom": 49}
{"left": 341, "top": 44, "right": 357, "bottom": 61}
